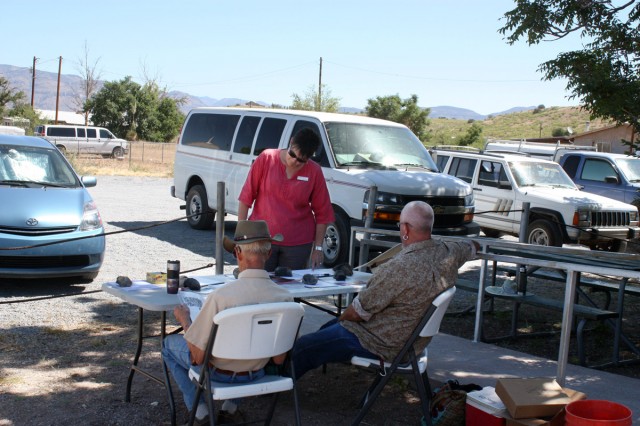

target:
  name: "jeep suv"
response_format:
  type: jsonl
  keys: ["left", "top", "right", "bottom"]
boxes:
{"left": 433, "top": 147, "right": 640, "bottom": 251}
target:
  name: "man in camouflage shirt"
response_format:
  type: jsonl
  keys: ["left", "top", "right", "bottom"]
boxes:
{"left": 292, "top": 200, "right": 478, "bottom": 378}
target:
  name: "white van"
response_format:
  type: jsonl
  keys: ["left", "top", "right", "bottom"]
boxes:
{"left": 0, "top": 126, "right": 26, "bottom": 136}
{"left": 171, "top": 108, "right": 479, "bottom": 266}
{"left": 34, "top": 124, "right": 128, "bottom": 158}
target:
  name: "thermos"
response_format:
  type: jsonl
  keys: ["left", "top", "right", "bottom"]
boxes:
{"left": 167, "top": 260, "right": 180, "bottom": 294}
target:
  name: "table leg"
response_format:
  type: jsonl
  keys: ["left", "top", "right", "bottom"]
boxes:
{"left": 557, "top": 270, "right": 578, "bottom": 387}
{"left": 125, "top": 307, "right": 145, "bottom": 402}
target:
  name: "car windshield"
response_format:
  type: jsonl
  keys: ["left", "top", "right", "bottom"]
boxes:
{"left": 509, "top": 160, "right": 577, "bottom": 189}
{"left": 324, "top": 122, "right": 438, "bottom": 171}
{"left": 0, "top": 144, "right": 79, "bottom": 187}
{"left": 616, "top": 158, "right": 640, "bottom": 182}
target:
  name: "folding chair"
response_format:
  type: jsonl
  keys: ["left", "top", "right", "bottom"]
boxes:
{"left": 350, "top": 286, "right": 457, "bottom": 426}
{"left": 169, "top": 302, "right": 305, "bottom": 426}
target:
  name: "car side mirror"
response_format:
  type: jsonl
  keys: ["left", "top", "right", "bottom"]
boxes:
{"left": 604, "top": 176, "right": 619, "bottom": 184}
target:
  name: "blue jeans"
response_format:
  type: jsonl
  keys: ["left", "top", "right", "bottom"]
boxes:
{"left": 292, "top": 319, "right": 377, "bottom": 379}
{"left": 162, "top": 334, "right": 265, "bottom": 409}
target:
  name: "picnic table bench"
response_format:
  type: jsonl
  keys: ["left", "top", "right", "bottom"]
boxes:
{"left": 453, "top": 277, "right": 619, "bottom": 366}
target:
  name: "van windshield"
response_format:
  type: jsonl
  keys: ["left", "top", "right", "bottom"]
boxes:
{"left": 324, "top": 122, "right": 438, "bottom": 171}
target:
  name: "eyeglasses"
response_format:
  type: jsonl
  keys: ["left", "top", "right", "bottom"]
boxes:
{"left": 397, "top": 222, "right": 413, "bottom": 229}
{"left": 288, "top": 148, "right": 308, "bottom": 164}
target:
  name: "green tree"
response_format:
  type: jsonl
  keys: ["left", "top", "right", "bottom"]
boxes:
{"left": 291, "top": 84, "right": 340, "bottom": 112}
{"left": 499, "top": 1, "right": 640, "bottom": 133}
{"left": 458, "top": 122, "right": 483, "bottom": 146}
{"left": 365, "top": 94, "right": 430, "bottom": 141}
{"left": 7, "top": 102, "right": 43, "bottom": 134}
{"left": 0, "top": 76, "right": 25, "bottom": 117}
{"left": 87, "top": 76, "right": 184, "bottom": 142}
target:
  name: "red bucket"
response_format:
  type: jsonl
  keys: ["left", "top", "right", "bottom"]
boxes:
{"left": 565, "top": 400, "right": 632, "bottom": 426}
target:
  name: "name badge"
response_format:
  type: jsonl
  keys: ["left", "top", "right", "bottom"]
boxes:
{"left": 297, "top": 176, "right": 309, "bottom": 181}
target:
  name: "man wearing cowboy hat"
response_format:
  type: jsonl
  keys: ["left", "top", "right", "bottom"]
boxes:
{"left": 162, "top": 220, "right": 292, "bottom": 424}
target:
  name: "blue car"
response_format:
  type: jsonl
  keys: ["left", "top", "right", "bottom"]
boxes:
{"left": 0, "top": 134, "right": 105, "bottom": 280}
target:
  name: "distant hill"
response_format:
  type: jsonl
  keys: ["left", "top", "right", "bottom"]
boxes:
{"left": 0, "top": 63, "right": 540, "bottom": 119}
{"left": 428, "top": 105, "right": 535, "bottom": 120}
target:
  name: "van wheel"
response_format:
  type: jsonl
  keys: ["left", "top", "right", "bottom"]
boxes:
{"left": 323, "top": 211, "right": 350, "bottom": 267}
{"left": 186, "top": 185, "right": 215, "bottom": 230}
{"left": 526, "top": 219, "right": 561, "bottom": 247}
{"left": 111, "top": 146, "right": 124, "bottom": 158}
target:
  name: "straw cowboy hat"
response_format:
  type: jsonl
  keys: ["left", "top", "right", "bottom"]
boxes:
{"left": 223, "top": 220, "right": 284, "bottom": 253}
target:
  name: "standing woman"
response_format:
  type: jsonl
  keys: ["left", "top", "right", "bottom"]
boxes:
{"left": 238, "top": 128, "right": 335, "bottom": 271}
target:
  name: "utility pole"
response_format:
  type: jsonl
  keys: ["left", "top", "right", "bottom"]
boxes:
{"left": 55, "top": 56, "right": 62, "bottom": 124}
{"left": 31, "top": 56, "right": 37, "bottom": 108}
{"left": 317, "top": 57, "right": 322, "bottom": 111}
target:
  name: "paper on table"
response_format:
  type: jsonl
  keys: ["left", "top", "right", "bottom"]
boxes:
{"left": 114, "top": 280, "right": 164, "bottom": 291}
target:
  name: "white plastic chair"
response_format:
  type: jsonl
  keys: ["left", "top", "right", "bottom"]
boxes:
{"left": 178, "top": 302, "right": 304, "bottom": 426}
{"left": 350, "top": 286, "right": 457, "bottom": 426}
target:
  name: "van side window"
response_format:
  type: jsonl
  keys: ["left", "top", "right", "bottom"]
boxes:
{"left": 182, "top": 113, "right": 241, "bottom": 151}
{"left": 581, "top": 158, "right": 617, "bottom": 182}
{"left": 48, "top": 127, "right": 75, "bottom": 137}
{"left": 77, "top": 128, "right": 86, "bottom": 137}
{"left": 233, "top": 116, "right": 260, "bottom": 154}
{"left": 87, "top": 128, "right": 97, "bottom": 138}
{"left": 436, "top": 155, "right": 450, "bottom": 172}
{"left": 448, "top": 157, "right": 477, "bottom": 183}
{"left": 253, "top": 118, "right": 286, "bottom": 155}
{"left": 99, "top": 129, "right": 112, "bottom": 139}
{"left": 290, "top": 120, "right": 329, "bottom": 167}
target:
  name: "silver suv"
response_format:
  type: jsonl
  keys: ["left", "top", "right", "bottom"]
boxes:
{"left": 434, "top": 147, "right": 640, "bottom": 251}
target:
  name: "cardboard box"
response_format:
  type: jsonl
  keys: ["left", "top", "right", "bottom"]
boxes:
{"left": 495, "top": 378, "right": 571, "bottom": 419}
{"left": 146, "top": 272, "right": 166, "bottom": 284}
{"left": 498, "top": 383, "right": 586, "bottom": 424}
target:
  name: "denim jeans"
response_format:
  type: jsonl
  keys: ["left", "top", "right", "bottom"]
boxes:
{"left": 291, "top": 318, "right": 377, "bottom": 379}
{"left": 162, "top": 334, "right": 265, "bottom": 409}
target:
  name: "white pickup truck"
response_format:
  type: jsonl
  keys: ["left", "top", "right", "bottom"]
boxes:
{"left": 433, "top": 147, "right": 640, "bottom": 252}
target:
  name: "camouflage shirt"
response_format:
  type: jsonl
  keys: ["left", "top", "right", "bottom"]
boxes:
{"left": 341, "top": 238, "right": 475, "bottom": 361}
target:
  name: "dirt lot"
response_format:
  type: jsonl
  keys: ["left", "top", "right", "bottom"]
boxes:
{"left": 1, "top": 176, "right": 639, "bottom": 426}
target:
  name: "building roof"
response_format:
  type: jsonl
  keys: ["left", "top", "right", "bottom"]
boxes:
{"left": 36, "top": 109, "right": 91, "bottom": 125}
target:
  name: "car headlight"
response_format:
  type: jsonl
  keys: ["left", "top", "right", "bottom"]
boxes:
{"left": 363, "top": 190, "right": 402, "bottom": 206}
{"left": 574, "top": 210, "right": 591, "bottom": 227}
{"left": 80, "top": 201, "right": 103, "bottom": 231}
{"left": 464, "top": 193, "right": 474, "bottom": 207}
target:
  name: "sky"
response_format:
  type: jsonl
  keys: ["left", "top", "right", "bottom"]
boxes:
{"left": 2, "top": 1, "right": 588, "bottom": 115}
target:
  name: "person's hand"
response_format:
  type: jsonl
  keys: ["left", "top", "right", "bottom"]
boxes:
{"left": 311, "top": 249, "right": 324, "bottom": 270}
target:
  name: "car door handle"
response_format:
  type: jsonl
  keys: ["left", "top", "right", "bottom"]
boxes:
{"left": 473, "top": 187, "right": 482, "bottom": 191}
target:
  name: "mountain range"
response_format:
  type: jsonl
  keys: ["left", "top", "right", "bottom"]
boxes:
{"left": 1, "top": 64, "right": 534, "bottom": 120}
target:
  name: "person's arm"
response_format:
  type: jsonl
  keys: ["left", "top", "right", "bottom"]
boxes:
{"left": 238, "top": 201, "right": 250, "bottom": 221}
{"left": 310, "top": 223, "right": 327, "bottom": 269}
{"left": 173, "top": 304, "right": 206, "bottom": 365}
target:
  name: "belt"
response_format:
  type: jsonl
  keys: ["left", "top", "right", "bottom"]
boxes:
{"left": 212, "top": 367, "right": 260, "bottom": 377}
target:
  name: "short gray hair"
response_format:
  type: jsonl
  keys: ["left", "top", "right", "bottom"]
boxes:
{"left": 239, "top": 240, "right": 272, "bottom": 256}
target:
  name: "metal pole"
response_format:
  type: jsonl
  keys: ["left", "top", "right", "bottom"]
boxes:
{"left": 516, "top": 202, "right": 530, "bottom": 294}
{"left": 215, "top": 182, "right": 225, "bottom": 275}
{"left": 557, "top": 269, "right": 578, "bottom": 386}
{"left": 358, "top": 186, "right": 378, "bottom": 267}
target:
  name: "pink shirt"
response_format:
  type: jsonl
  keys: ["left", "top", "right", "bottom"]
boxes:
{"left": 239, "top": 149, "right": 335, "bottom": 246}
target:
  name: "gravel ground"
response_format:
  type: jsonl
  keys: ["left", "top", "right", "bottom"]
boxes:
{"left": 1, "top": 176, "right": 638, "bottom": 426}
{"left": 0, "top": 176, "right": 427, "bottom": 426}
